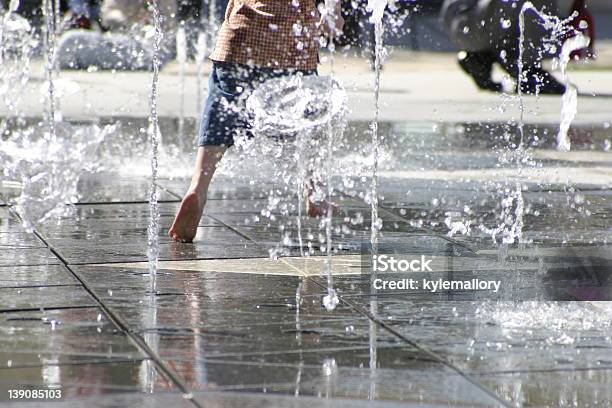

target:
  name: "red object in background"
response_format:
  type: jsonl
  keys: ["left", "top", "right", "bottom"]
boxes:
{"left": 569, "top": 0, "right": 596, "bottom": 59}
{"left": 74, "top": 15, "right": 92, "bottom": 29}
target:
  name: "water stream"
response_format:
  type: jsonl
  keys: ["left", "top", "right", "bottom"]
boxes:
{"left": 42, "top": 0, "right": 58, "bottom": 139}
{"left": 365, "top": 1, "right": 386, "bottom": 387}
{"left": 367, "top": 0, "right": 387, "bottom": 258}
{"left": 496, "top": 2, "right": 586, "bottom": 246}
{"left": 176, "top": 24, "right": 187, "bottom": 148}
{"left": 322, "top": 9, "right": 339, "bottom": 312}
{"left": 555, "top": 34, "right": 591, "bottom": 151}
{"left": 147, "top": 0, "right": 163, "bottom": 290}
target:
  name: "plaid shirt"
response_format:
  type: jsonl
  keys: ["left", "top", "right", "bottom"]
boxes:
{"left": 210, "top": 0, "right": 320, "bottom": 70}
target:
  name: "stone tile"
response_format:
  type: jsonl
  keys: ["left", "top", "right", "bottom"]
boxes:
{"left": 0, "top": 233, "right": 45, "bottom": 249}
{"left": 171, "top": 360, "right": 501, "bottom": 406}
{"left": 40, "top": 226, "right": 248, "bottom": 248}
{"left": 0, "top": 360, "right": 177, "bottom": 402}
{"left": 77, "top": 174, "right": 178, "bottom": 204}
{"left": 4, "top": 392, "right": 194, "bottom": 408}
{"left": 4, "top": 390, "right": 429, "bottom": 408}
{"left": 98, "top": 256, "right": 362, "bottom": 277}
{"left": 0, "top": 248, "right": 61, "bottom": 267}
{"left": 0, "top": 308, "right": 143, "bottom": 367}
{"left": 0, "top": 286, "right": 96, "bottom": 312}
{"left": 326, "top": 288, "right": 612, "bottom": 375}
{"left": 159, "top": 177, "right": 276, "bottom": 201}
{"left": 54, "top": 242, "right": 268, "bottom": 265}
{"left": 0, "top": 208, "right": 25, "bottom": 232}
{"left": 73, "top": 266, "right": 400, "bottom": 358}
{"left": 0, "top": 265, "right": 78, "bottom": 288}
{"left": 478, "top": 367, "right": 612, "bottom": 407}
{"left": 191, "top": 391, "right": 467, "bottom": 408}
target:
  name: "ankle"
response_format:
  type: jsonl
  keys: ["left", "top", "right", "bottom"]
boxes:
{"left": 185, "top": 188, "right": 207, "bottom": 203}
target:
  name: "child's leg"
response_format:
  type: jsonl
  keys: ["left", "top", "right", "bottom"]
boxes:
{"left": 298, "top": 130, "right": 338, "bottom": 218}
{"left": 169, "top": 145, "right": 226, "bottom": 242}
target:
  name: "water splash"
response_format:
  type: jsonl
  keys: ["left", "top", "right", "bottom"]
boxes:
{"left": 147, "top": 0, "right": 163, "bottom": 289}
{"left": 502, "top": 2, "right": 585, "bottom": 245}
{"left": 247, "top": 75, "right": 346, "bottom": 138}
{"left": 554, "top": 34, "right": 590, "bottom": 151}
{"left": 0, "top": 0, "right": 33, "bottom": 115}
{"left": 0, "top": 0, "right": 113, "bottom": 231}
{"left": 519, "top": 2, "right": 585, "bottom": 152}
{"left": 0, "top": 124, "right": 115, "bottom": 231}
{"left": 248, "top": 74, "right": 347, "bottom": 309}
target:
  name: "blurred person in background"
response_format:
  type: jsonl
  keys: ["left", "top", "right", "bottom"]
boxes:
{"left": 57, "top": 0, "right": 176, "bottom": 70}
{"left": 441, "top": 0, "right": 594, "bottom": 94}
{"left": 63, "top": 0, "right": 100, "bottom": 30}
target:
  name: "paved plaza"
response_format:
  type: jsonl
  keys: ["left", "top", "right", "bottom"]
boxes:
{"left": 0, "top": 48, "right": 611, "bottom": 407}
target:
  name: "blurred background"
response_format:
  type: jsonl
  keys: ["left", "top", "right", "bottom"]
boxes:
{"left": 4, "top": 0, "right": 612, "bottom": 55}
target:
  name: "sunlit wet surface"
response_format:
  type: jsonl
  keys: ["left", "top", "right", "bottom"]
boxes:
{"left": 0, "top": 119, "right": 611, "bottom": 407}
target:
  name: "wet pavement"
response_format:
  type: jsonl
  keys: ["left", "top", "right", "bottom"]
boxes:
{"left": 0, "top": 118, "right": 611, "bottom": 408}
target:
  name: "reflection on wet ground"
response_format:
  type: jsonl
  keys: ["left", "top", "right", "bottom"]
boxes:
{"left": 0, "top": 121, "right": 610, "bottom": 407}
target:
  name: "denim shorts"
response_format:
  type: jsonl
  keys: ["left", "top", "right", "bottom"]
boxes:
{"left": 197, "top": 61, "right": 317, "bottom": 147}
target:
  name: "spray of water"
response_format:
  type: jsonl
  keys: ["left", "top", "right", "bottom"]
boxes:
{"left": 0, "top": 0, "right": 33, "bottom": 115}
{"left": 496, "top": 2, "right": 586, "bottom": 245}
{"left": 519, "top": 4, "right": 585, "bottom": 153}
{"left": 1, "top": 124, "right": 115, "bottom": 231}
{"left": 147, "top": 0, "right": 163, "bottom": 290}
{"left": 247, "top": 74, "right": 347, "bottom": 307}
{"left": 555, "top": 34, "right": 590, "bottom": 151}
{"left": 0, "top": 0, "right": 113, "bottom": 231}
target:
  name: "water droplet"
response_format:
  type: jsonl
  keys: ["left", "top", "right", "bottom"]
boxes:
{"left": 323, "top": 289, "right": 339, "bottom": 311}
{"left": 322, "top": 358, "right": 337, "bottom": 376}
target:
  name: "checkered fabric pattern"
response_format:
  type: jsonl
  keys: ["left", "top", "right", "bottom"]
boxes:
{"left": 210, "top": 0, "right": 320, "bottom": 70}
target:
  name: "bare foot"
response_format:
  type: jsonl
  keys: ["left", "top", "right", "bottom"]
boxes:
{"left": 168, "top": 191, "right": 206, "bottom": 243}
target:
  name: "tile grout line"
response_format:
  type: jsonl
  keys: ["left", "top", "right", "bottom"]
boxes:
{"left": 206, "top": 213, "right": 512, "bottom": 407}
{"left": 0, "top": 202, "right": 204, "bottom": 408}
{"left": 0, "top": 305, "right": 97, "bottom": 314}
{"left": 31, "top": 228, "right": 205, "bottom": 408}
{"left": 277, "top": 257, "right": 513, "bottom": 408}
